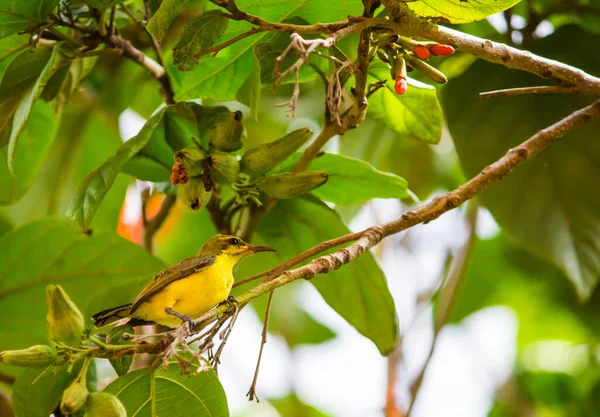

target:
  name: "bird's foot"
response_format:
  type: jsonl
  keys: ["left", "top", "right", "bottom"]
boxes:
{"left": 165, "top": 307, "right": 195, "bottom": 332}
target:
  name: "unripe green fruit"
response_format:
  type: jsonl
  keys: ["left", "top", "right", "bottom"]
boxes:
{"left": 211, "top": 111, "right": 246, "bottom": 152}
{"left": 61, "top": 380, "right": 89, "bottom": 415}
{"left": 177, "top": 177, "right": 212, "bottom": 210}
{"left": 46, "top": 285, "right": 85, "bottom": 345}
{"left": 209, "top": 152, "right": 240, "bottom": 184}
{"left": 257, "top": 171, "right": 328, "bottom": 199}
{"left": 0, "top": 345, "right": 56, "bottom": 368}
{"left": 174, "top": 147, "right": 206, "bottom": 177}
{"left": 84, "top": 393, "right": 126, "bottom": 417}
{"left": 240, "top": 128, "right": 313, "bottom": 180}
{"left": 404, "top": 54, "right": 448, "bottom": 84}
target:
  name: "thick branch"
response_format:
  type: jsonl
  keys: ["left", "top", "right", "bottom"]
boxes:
{"left": 380, "top": 1, "right": 600, "bottom": 94}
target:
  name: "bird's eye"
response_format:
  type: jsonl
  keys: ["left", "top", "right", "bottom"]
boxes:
{"left": 228, "top": 237, "right": 240, "bottom": 245}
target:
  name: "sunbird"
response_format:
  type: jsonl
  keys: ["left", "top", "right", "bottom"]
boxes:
{"left": 92, "top": 235, "right": 275, "bottom": 328}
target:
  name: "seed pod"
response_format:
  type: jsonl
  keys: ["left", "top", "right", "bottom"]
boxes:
{"left": 61, "top": 380, "right": 89, "bottom": 415}
{"left": 392, "top": 55, "right": 408, "bottom": 95}
{"left": 46, "top": 285, "right": 85, "bottom": 345}
{"left": 404, "top": 54, "right": 448, "bottom": 84}
{"left": 210, "top": 111, "right": 246, "bottom": 152}
{"left": 429, "top": 44, "right": 455, "bottom": 56}
{"left": 0, "top": 345, "right": 56, "bottom": 368}
{"left": 84, "top": 393, "right": 127, "bottom": 417}
{"left": 413, "top": 45, "right": 430, "bottom": 60}
{"left": 174, "top": 147, "right": 206, "bottom": 177}
{"left": 209, "top": 152, "right": 240, "bottom": 185}
{"left": 177, "top": 176, "right": 212, "bottom": 210}
{"left": 257, "top": 171, "right": 328, "bottom": 199}
{"left": 240, "top": 128, "right": 313, "bottom": 180}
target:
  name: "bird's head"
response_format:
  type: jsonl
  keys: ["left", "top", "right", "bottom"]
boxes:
{"left": 199, "top": 235, "right": 275, "bottom": 262}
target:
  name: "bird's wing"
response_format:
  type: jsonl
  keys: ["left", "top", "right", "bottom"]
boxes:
{"left": 129, "top": 254, "right": 216, "bottom": 314}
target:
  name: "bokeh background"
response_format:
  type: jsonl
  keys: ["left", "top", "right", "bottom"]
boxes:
{"left": 2, "top": 1, "right": 600, "bottom": 416}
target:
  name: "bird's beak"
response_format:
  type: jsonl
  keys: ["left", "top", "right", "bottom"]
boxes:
{"left": 245, "top": 244, "right": 276, "bottom": 253}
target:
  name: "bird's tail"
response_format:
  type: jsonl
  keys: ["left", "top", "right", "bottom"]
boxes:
{"left": 92, "top": 304, "right": 132, "bottom": 327}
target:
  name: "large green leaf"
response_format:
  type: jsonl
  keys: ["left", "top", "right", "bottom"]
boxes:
{"left": 0, "top": 100, "right": 60, "bottom": 204}
{"left": 278, "top": 153, "right": 410, "bottom": 204}
{"left": 147, "top": 0, "right": 195, "bottom": 41}
{"left": 0, "top": 218, "right": 165, "bottom": 376}
{"left": 122, "top": 102, "right": 230, "bottom": 182}
{"left": 67, "top": 107, "right": 167, "bottom": 231}
{"left": 173, "top": 10, "right": 229, "bottom": 71}
{"left": 406, "top": 0, "right": 522, "bottom": 24}
{"left": 12, "top": 363, "right": 81, "bottom": 417}
{"left": 367, "top": 62, "right": 443, "bottom": 144}
{"left": 104, "top": 360, "right": 229, "bottom": 417}
{"left": 0, "top": 48, "right": 52, "bottom": 146}
{"left": 1, "top": 102, "right": 128, "bottom": 229}
{"left": 0, "top": 0, "right": 59, "bottom": 38}
{"left": 444, "top": 26, "right": 600, "bottom": 299}
{"left": 169, "top": 0, "right": 362, "bottom": 101}
{"left": 0, "top": 36, "right": 28, "bottom": 81}
{"left": 8, "top": 44, "right": 70, "bottom": 174}
{"left": 258, "top": 197, "right": 398, "bottom": 355}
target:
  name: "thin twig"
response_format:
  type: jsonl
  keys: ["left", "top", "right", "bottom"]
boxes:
{"left": 384, "top": 338, "right": 402, "bottom": 417}
{"left": 480, "top": 85, "right": 583, "bottom": 99}
{"left": 406, "top": 204, "right": 478, "bottom": 416}
{"left": 247, "top": 290, "right": 275, "bottom": 402}
{"left": 193, "top": 27, "right": 263, "bottom": 59}
{"left": 0, "top": 370, "right": 15, "bottom": 385}
{"left": 143, "top": 194, "right": 177, "bottom": 252}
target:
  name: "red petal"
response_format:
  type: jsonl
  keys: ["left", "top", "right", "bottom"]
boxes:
{"left": 413, "top": 45, "right": 431, "bottom": 60}
{"left": 395, "top": 76, "right": 408, "bottom": 95}
{"left": 430, "top": 44, "right": 455, "bottom": 56}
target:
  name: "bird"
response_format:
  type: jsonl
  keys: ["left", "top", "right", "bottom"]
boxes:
{"left": 92, "top": 235, "right": 275, "bottom": 328}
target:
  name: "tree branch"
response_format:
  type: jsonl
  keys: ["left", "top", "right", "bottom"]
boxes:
{"left": 143, "top": 194, "right": 177, "bottom": 252}
{"left": 479, "top": 85, "right": 585, "bottom": 100}
{"left": 406, "top": 203, "right": 479, "bottom": 417}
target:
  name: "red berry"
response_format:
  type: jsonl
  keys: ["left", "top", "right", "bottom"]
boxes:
{"left": 413, "top": 45, "right": 430, "bottom": 60}
{"left": 429, "top": 44, "right": 455, "bottom": 56}
{"left": 394, "top": 76, "right": 407, "bottom": 95}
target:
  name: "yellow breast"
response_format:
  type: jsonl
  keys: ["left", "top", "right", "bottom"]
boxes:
{"left": 132, "top": 254, "right": 236, "bottom": 327}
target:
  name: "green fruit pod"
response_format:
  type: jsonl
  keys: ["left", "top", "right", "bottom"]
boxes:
{"left": 174, "top": 147, "right": 206, "bottom": 177}
{"left": 240, "top": 128, "right": 313, "bottom": 180}
{"left": 209, "top": 152, "right": 240, "bottom": 184}
{"left": 46, "top": 285, "right": 85, "bottom": 345}
{"left": 0, "top": 345, "right": 56, "bottom": 368}
{"left": 177, "top": 176, "right": 212, "bottom": 210}
{"left": 60, "top": 380, "right": 89, "bottom": 415}
{"left": 210, "top": 111, "right": 246, "bottom": 152}
{"left": 84, "top": 392, "right": 126, "bottom": 417}
{"left": 257, "top": 171, "right": 328, "bottom": 199}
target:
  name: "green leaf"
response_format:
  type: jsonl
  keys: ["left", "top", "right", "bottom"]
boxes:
{"left": 67, "top": 107, "right": 166, "bottom": 231}
{"left": 0, "top": 100, "right": 60, "bottom": 204}
{"left": 104, "top": 360, "right": 229, "bottom": 417}
{"left": 279, "top": 153, "right": 410, "bottom": 205}
{"left": 367, "top": 62, "right": 443, "bottom": 144}
{"left": 8, "top": 44, "right": 70, "bottom": 174}
{"left": 0, "top": 48, "right": 52, "bottom": 146}
{"left": 0, "top": 218, "right": 165, "bottom": 376}
{"left": 0, "top": 0, "right": 60, "bottom": 38}
{"left": 443, "top": 26, "right": 600, "bottom": 299}
{"left": 169, "top": 0, "right": 362, "bottom": 101}
{"left": 0, "top": 104, "right": 127, "bottom": 228}
{"left": 173, "top": 10, "right": 229, "bottom": 71}
{"left": 406, "top": 0, "right": 522, "bottom": 24}
{"left": 258, "top": 197, "right": 398, "bottom": 355}
{"left": 12, "top": 362, "right": 82, "bottom": 417}
{"left": 147, "top": 0, "right": 194, "bottom": 42}
{"left": 0, "top": 36, "right": 28, "bottom": 81}
{"left": 122, "top": 102, "right": 230, "bottom": 182}
{"left": 270, "top": 393, "right": 331, "bottom": 417}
